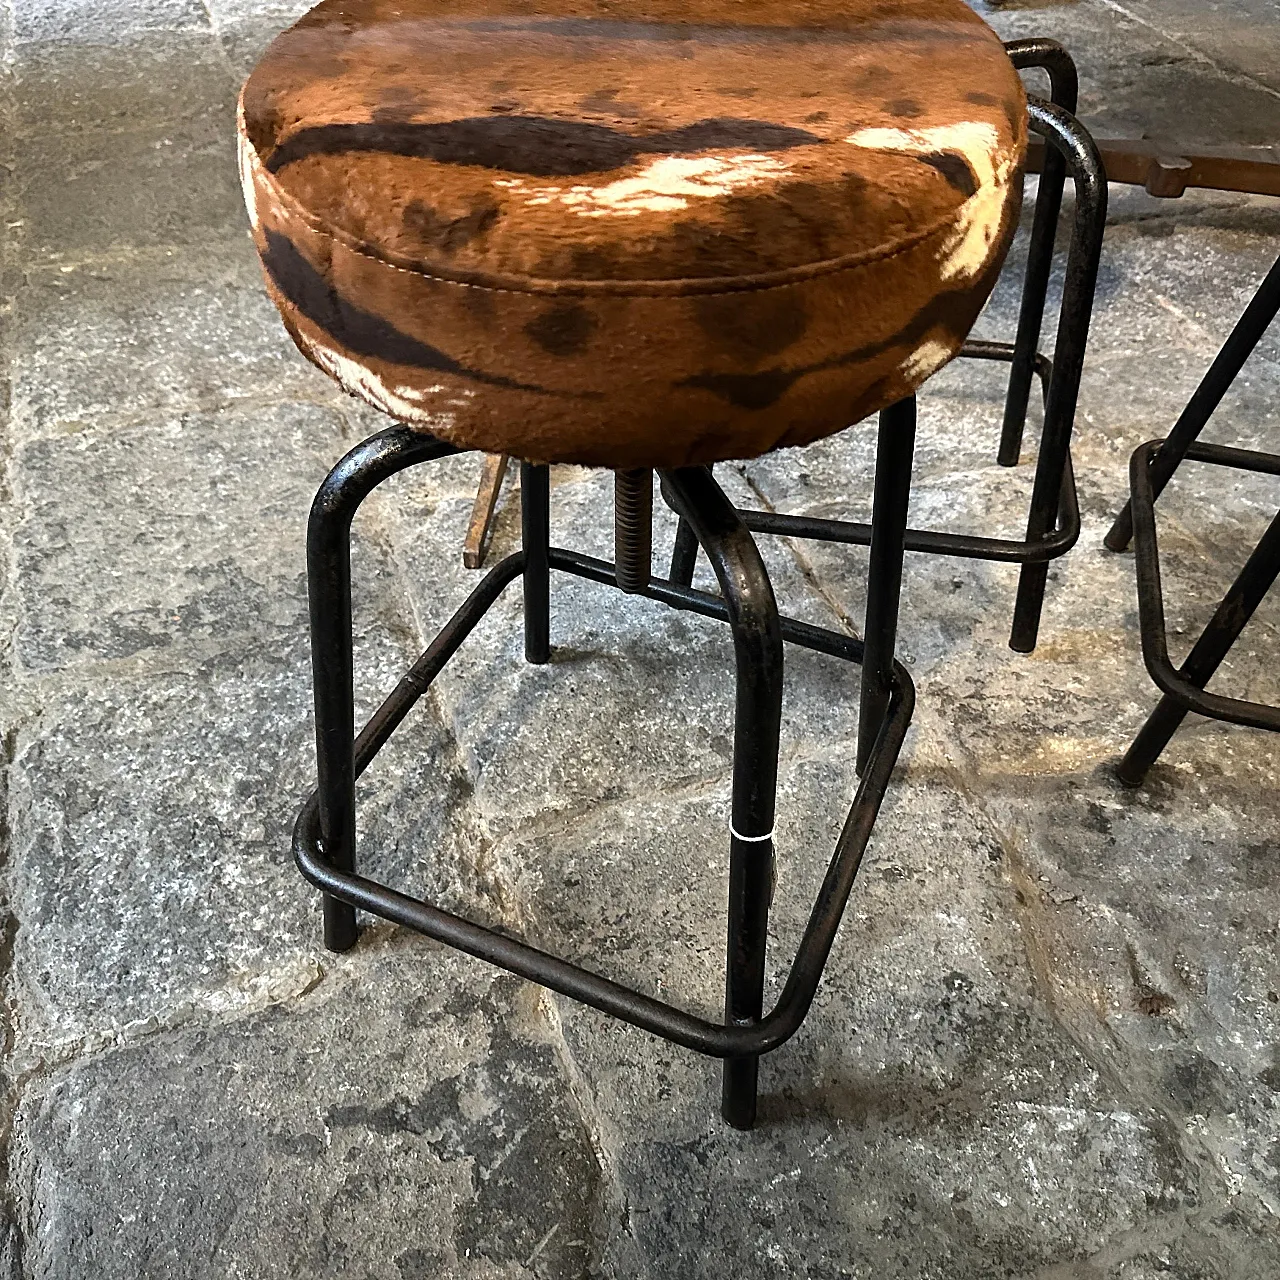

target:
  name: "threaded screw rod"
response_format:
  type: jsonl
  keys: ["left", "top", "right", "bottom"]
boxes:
{"left": 614, "top": 468, "right": 653, "bottom": 594}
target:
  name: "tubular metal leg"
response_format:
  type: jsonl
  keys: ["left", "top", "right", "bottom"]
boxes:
{"left": 1106, "top": 252, "right": 1280, "bottom": 553}
{"left": 522, "top": 462, "right": 551, "bottom": 663}
{"left": 858, "top": 398, "right": 917, "bottom": 776}
{"left": 670, "top": 515, "right": 699, "bottom": 587}
{"left": 663, "top": 467, "right": 785, "bottom": 1130}
{"left": 1001, "top": 39, "right": 1079, "bottom": 467}
{"left": 308, "top": 427, "right": 463, "bottom": 951}
{"left": 1009, "top": 97, "right": 1107, "bottom": 653}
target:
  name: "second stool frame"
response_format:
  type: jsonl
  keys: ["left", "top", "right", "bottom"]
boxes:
{"left": 669, "top": 45, "right": 1108, "bottom": 653}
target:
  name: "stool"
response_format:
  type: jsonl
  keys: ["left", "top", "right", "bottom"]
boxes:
{"left": 672, "top": 38, "right": 1108, "bottom": 654}
{"left": 241, "top": 0, "right": 1028, "bottom": 1128}
{"left": 1107, "top": 253, "right": 1280, "bottom": 786}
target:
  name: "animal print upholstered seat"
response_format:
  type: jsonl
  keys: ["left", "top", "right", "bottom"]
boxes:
{"left": 239, "top": 0, "right": 1027, "bottom": 469}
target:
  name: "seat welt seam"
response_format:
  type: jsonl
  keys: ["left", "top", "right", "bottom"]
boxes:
{"left": 250, "top": 142, "right": 1013, "bottom": 299}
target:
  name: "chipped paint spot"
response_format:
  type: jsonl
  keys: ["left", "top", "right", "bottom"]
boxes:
{"left": 506, "top": 153, "right": 790, "bottom": 218}
{"left": 845, "top": 122, "right": 1015, "bottom": 281}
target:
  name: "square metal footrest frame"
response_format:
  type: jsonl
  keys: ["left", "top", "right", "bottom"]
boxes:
{"left": 294, "top": 403, "right": 919, "bottom": 1129}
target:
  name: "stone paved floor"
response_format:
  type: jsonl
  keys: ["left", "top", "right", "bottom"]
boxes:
{"left": 0, "top": 1, "right": 1277, "bottom": 1276}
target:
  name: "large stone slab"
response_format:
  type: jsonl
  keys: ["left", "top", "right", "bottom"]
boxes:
{"left": 11, "top": 401, "right": 349, "bottom": 674}
{"left": 501, "top": 752, "right": 1209, "bottom": 1277}
{"left": 11, "top": 119, "right": 243, "bottom": 265}
{"left": 12, "top": 951, "right": 603, "bottom": 1279}
{"left": 1092, "top": 0, "right": 1280, "bottom": 97}
{"left": 10, "top": 33, "right": 238, "bottom": 136}
{"left": 6, "top": 398, "right": 501, "bottom": 1051}
{"left": 6, "top": 626, "right": 491, "bottom": 1056}
{"left": 980, "top": 756, "right": 1280, "bottom": 1261}
{"left": 14, "top": 0, "right": 209, "bottom": 44}
{"left": 8, "top": 251, "right": 338, "bottom": 439}
{"left": 973, "top": 0, "right": 1280, "bottom": 146}
{"left": 1082, "top": 222, "right": 1280, "bottom": 413}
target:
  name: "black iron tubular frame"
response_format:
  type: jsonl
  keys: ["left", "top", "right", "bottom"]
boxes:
{"left": 1106, "top": 252, "right": 1280, "bottom": 553}
{"left": 1108, "top": 250, "right": 1280, "bottom": 784}
{"left": 1002, "top": 38, "right": 1079, "bottom": 468}
{"left": 1116, "top": 439, "right": 1280, "bottom": 786}
{"left": 694, "top": 75, "right": 1107, "bottom": 655}
{"left": 521, "top": 460, "right": 551, "bottom": 663}
{"left": 858, "top": 397, "right": 917, "bottom": 774}
{"left": 1008, "top": 96, "right": 1106, "bottom": 649}
{"left": 294, "top": 406, "right": 918, "bottom": 1129}
{"left": 305, "top": 426, "right": 462, "bottom": 954}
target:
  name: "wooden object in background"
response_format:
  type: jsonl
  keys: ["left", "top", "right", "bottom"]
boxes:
{"left": 463, "top": 453, "right": 510, "bottom": 569}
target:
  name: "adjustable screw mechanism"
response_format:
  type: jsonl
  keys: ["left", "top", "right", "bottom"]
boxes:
{"left": 614, "top": 468, "right": 653, "bottom": 594}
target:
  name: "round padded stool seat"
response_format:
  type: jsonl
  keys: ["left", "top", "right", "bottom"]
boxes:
{"left": 239, "top": 0, "right": 1026, "bottom": 469}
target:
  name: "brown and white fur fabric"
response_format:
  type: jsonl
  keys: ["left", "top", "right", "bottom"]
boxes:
{"left": 238, "top": 0, "right": 1027, "bottom": 469}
